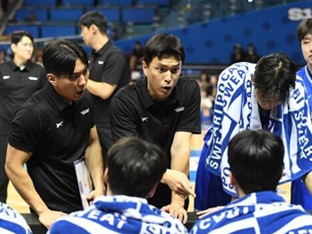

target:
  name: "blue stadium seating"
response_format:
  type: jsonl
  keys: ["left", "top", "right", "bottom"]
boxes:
{"left": 62, "top": 0, "right": 94, "bottom": 6}
{"left": 41, "top": 25, "right": 77, "bottom": 38}
{"left": 23, "top": 0, "right": 55, "bottom": 7}
{"left": 122, "top": 7, "right": 155, "bottom": 24}
{"left": 137, "top": 0, "right": 170, "bottom": 7}
{"left": 98, "top": 0, "right": 132, "bottom": 6}
{"left": 15, "top": 9, "right": 48, "bottom": 22}
{"left": 50, "top": 8, "right": 84, "bottom": 22}
{"left": 3, "top": 25, "right": 40, "bottom": 38}
{"left": 86, "top": 7, "right": 120, "bottom": 23}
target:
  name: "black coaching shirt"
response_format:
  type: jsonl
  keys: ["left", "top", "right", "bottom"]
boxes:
{"left": 110, "top": 77, "right": 201, "bottom": 208}
{"left": 8, "top": 83, "right": 94, "bottom": 213}
{"left": 88, "top": 40, "right": 129, "bottom": 127}
{"left": 0, "top": 60, "right": 46, "bottom": 135}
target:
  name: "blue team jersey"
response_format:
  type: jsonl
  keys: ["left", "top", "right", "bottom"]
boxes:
{"left": 292, "top": 66, "right": 312, "bottom": 212}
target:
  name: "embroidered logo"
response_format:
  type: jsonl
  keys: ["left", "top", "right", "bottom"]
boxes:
{"left": 142, "top": 117, "right": 148, "bottom": 122}
{"left": 174, "top": 107, "right": 185, "bottom": 112}
{"left": 28, "top": 76, "right": 38, "bottom": 81}
{"left": 3, "top": 76, "right": 10, "bottom": 79}
{"left": 81, "top": 108, "right": 89, "bottom": 115}
{"left": 56, "top": 121, "right": 63, "bottom": 129}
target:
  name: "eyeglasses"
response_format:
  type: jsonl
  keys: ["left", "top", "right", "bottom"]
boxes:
{"left": 69, "top": 67, "right": 88, "bottom": 81}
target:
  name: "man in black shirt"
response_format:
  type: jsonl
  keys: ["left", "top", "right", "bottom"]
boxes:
{"left": 111, "top": 34, "right": 200, "bottom": 224}
{"left": 5, "top": 39, "right": 104, "bottom": 229}
{"left": 79, "top": 11, "right": 130, "bottom": 159}
{"left": 0, "top": 31, "right": 46, "bottom": 203}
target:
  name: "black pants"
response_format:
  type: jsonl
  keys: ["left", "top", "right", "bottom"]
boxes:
{"left": 0, "top": 135, "right": 9, "bottom": 203}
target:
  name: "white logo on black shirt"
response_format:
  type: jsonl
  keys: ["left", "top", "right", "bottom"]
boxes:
{"left": 81, "top": 108, "right": 89, "bottom": 115}
{"left": 3, "top": 76, "right": 10, "bottom": 79}
{"left": 56, "top": 121, "right": 63, "bottom": 128}
{"left": 174, "top": 107, "right": 185, "bottom": 112}
{"left": 98, "top": 61, "right": 104, "bottom": 65}
{"left": 28, "top": 76, "right": 38, "bottom": 81}
{"left": 142, "top": 117, "right": 148, "bottom": 122}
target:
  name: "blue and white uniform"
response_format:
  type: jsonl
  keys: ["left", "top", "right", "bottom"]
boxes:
{"left": 195, "top": 62, "right": 312, "bottom": 210}
{"left": 48, "top": 195, "right": 188, "bottom": 234}
{"left": 191, "top": 191, "right": 312, "bottom": 234}
{"left": 291, "top": 65, "right": 312, "bottom": 212}
{"left": 0, "top": 202, "right": 32, "bottom": 234}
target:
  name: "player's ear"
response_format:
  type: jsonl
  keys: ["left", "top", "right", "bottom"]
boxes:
{"left": 229, "top": 171, "right": 237, "bottom": 187}
{"left": 47, "top": 74, "right": 57, "bottom": 86}
{"left": 103, "top": 168, "right": 109, "bottom": 184}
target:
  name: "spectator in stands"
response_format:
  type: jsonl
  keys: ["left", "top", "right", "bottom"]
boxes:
{"left": 129, "top": 41, "right": 144, "bottom": 82}
{"left": 0, "top": 202, "right": 33, "bottom": 233}
{"left": 5, "top": 39, "right": 104, "bottom": 229}
{"left": 0, "top": 49, "right": 8, "bottom": 63}
{"left": 292, "top": 18, "right": 312, "bottom": 212}
{"left": 230, "top": 43, "right": 245, "bottom": 64}
{"left": 198, "top": 71, "right": 209, "bottom": 90}
{"left": 195, "top": 53, "right": 312, "bottom": 212}
{"left": 110, "top": 33, "right": 200, "bottom": 223}
{"left": 79, "top": 11, "right": 130, "bottom": 159}
{"left": 191, "top": 130, "right": 312, "bottom": 233}
{"left": 206, "top": 74, "right": 218, "bottom": 104}
{"left": 0, "top": 31, "right": 46, "bottom": 204}
{"left": 48, "top": 137, "right": 188, "bottom": 234}
{"left": 244, "top": 43, "right": 261, "bottom": 63}
{"left": 25, "top": 11, "right": 38, "bottom": 23}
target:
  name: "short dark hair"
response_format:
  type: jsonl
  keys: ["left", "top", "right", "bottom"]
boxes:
{"left": 107, "top": 137, "right": 167, "bottom": 197}
{"left": 10, "top": 31, "right": 34, "bottom": 45}
{"left": 253, "top": 53, "right": 296, "bottom": 103}
{"left": 297, "top": 18, "right": 312, "bottom": 42}
{"left": 143, "top": 34, "right": 185, "bottom": 65}
{"left": 79, "top": 11, "right": 107, "bottom": 34}
{"left": 42, "top": 39, "right": 88, "bottom": 78}
{"left": 228, "top": 130, "right": 284, "bottom": 194}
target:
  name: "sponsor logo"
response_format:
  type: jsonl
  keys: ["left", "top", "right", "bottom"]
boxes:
{"left": 174, "top": 107, "right": 185, "bottom": 112}
{"left": 28, "top": 76, "right": 38, "bottom": 81}
{"left": 56, "top": 121, "right": 63, "bottom": 129}
{"left": 81, "top": 108, "right": 89, "bottom": 115}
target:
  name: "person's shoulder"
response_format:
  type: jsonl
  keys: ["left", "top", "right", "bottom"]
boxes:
{"left": 178, "top": 76, "right": 199, "bottom": 87}
{"left": 114, "top": 82, "right": 140, "bottom": 99}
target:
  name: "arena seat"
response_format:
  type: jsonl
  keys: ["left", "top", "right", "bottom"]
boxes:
{"left": 15, "top": 9, "right": 49, "bottom": 22}
{"left": 61, "top": 0, "right": 94, "bottom": 6}
{"left": 23, "top": 0, "right": 55, "bottom": 7}
{"left": 97, "top": 0, "right": 132, "bottom": 6}
{"left": 122, "top": 7, "right": 156, "bottom": 24}
{"left": 41, "top": 25, "right": 77, "bottom": 38}
{"left": 49, "top": 8, "right": 84, "bottom": 22}
{"left": 86, "top": 7, "right": 121, "bottom": 23}
{"left": 137, "top": 0, "right": 170, "bottom": 7}
{"left": 3, "top": 25, "right": 40, "bottom": 38}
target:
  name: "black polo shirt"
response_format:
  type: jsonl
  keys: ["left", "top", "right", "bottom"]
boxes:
{"left": 88, "top": 40, "right": 129, "bottom": 127}
{"left": 111, "top": 77, "right": 201, "bottom": 208}
{"left": 0, "top": 60, "right": 46, "bottom": 135}
{"left": 8, "top": 83, "right": 94, "bottom": 213}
